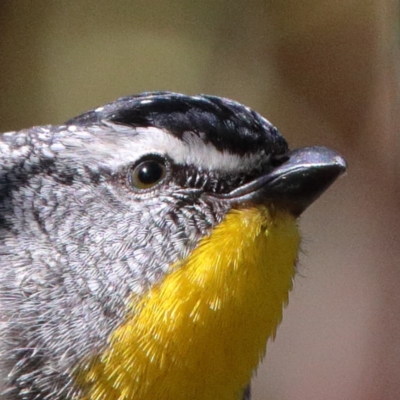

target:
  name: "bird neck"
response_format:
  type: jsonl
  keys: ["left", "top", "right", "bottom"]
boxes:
{"left": 77, "top": 206, "right": 300, "bottom": 400}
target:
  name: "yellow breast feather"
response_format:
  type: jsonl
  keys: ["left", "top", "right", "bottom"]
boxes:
{"left": 78, "top": 206, "right": 300, "bottom": 400}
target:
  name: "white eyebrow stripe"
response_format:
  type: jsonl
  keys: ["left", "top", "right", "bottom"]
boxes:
{"left": 126, "top": 127, "right": 266, "bottom": 172}
{"left": 57, "top": 125, "right": 267, "bottom": 173}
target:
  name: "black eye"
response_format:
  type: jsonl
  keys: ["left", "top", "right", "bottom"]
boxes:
{"left": 129, "top": 157, "right": 168, "bottom": 190}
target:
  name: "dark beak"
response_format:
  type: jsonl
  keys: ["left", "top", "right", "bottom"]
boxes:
{"left": 207, "top": 146, "right": 347, "bottom": 216}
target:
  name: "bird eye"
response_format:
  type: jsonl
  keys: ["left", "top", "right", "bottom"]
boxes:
{"left": 129, "top": 157, "right": 168, "bottom": 190}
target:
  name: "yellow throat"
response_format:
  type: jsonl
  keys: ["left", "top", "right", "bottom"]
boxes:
{"left": 78, "top": 206, "right": 300, "bottom": 400}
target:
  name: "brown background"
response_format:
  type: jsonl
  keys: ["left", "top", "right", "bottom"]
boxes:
{"left": 1, "top": 1, "right": 399, "bottom": 399}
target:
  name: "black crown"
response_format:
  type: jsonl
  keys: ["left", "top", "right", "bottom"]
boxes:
{"left": 66, "top": 92, "right": 288, "bottom": 157}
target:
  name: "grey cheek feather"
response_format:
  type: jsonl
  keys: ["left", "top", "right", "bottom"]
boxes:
{"left": 0, "top": 125, "right": 229, "bottom": 399}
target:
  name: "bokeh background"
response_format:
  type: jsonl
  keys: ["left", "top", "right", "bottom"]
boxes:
{"left": 1, "top": 1, "right": 399, "bottom": 399}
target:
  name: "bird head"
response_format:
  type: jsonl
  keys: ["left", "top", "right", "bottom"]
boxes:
{"left": 0, "top": 92, "right": 346, "bottom": 400}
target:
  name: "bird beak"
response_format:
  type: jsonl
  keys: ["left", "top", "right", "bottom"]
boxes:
{"left": 207, "top": 146, "right": 347, "bottom": 216}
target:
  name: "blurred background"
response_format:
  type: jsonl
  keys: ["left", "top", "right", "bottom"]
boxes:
{"left": 1, "top": 1, "right": 399, "bottom": 399}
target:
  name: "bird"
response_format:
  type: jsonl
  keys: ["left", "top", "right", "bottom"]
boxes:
{"left": 0, "top": 92, "right": 346, "bottom": 400}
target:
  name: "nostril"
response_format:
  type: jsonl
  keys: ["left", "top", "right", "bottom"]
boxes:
{"left": 270, "top": 154, "right": 290, "bottom": 169}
